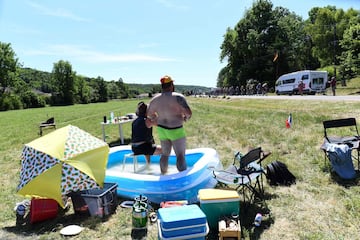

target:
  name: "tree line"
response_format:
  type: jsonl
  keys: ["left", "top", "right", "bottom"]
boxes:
{"left": 0, "top": 42, "right": 208, "bottom": 111}
{"left": 0, "top": 44, "right": 208, "bottom": 111}
{"left": 0, "top": 43, "right": 147, "bottom": 111}
{"left": 217, "top": 1, "right": 360, "bottom": 90}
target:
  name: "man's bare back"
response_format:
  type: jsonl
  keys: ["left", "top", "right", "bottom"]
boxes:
{"left": 147, "top": 92, "right": 191, "bottom": 128}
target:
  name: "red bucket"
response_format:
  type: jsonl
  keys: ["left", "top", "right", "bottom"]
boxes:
{"left": 30, "top": 198, "right": 58, "bottom": 224}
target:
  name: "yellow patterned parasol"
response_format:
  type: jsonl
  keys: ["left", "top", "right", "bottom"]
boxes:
{"left": 17, "top": 125, "right": 109, "bottom": 208}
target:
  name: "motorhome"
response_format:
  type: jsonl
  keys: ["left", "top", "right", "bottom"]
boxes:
{"left": 275, "top": 70, "right": 328, "bottom": 95}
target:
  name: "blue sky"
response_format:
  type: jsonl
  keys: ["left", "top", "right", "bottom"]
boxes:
{"left": 0, "top": 0, "right": 358, "bottom": 88}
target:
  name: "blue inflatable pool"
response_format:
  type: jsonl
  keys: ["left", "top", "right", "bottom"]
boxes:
{"left": 104, "top": 145, "right": 222, "bottom": 204}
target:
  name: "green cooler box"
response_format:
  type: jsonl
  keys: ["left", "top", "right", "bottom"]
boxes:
{"left": 198, "top": 189, "right": 240, "bottom": 229}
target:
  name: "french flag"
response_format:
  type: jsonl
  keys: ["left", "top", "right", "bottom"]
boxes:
{"left": 286, "top": 113, "right": 292, "bottom": 128}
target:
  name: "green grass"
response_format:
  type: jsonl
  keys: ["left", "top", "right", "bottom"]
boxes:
{"left": 1, "top": 83, "right": 360, "bottom": 239}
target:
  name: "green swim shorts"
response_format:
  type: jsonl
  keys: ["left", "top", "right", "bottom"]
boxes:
{"left": 157, "top": 125, "right": 186, "bottom": 141}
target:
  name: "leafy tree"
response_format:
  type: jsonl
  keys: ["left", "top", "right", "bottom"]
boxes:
{"left": 75, "top": 75, "right": 91, "bottom": 104}
{"left": 272, "top": 7, "right": 309, "bottom": 76}
{"left": 306, "top": 7, "right": 338, "bottom": 67}
{"left": 0, "top": 94, "right": 22, "bottom": 110}
{"left": 90, "top": 76, "right": 108, "bottom": 102}
{"left": 218, "top": 0, "right": 306, "bottom": 89}
{"left": 305, "top": 6, "right": 358, "bottom": 69}
{"left": 0, "top": 42, "right": 19, "bottom": 94}
{"left": 117, "top": 78, "right": 129, "bottom": 99}
{"left": 219, "top": 28, "right": 238, "bottom": 87}
{"left": 107, "top": 81, "right": 120, "bottom": 99}
{"left": 11, "top": 76, "right": 42, "bottom": 108}
{"left": 216, "top": 66, "right": 230, "bottom": 88}
{"left": 339, "top": 21, "right": 360, "bottom": 80}
{"left": 18, "top": 67, "right": 54, "bottom": 93}
{"left": 51, "top": 60, "right": 75, "bottom": 105}
{"left": 19, "top": 90, "right": 46, "bottom": 108}
{"left": 220, "top": 0, "right": 276, "bottom": 88}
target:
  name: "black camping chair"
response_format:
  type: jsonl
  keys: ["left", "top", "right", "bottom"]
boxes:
{"left": 212, "top": 147, "right": 271, "bottom": 204}
{"left": 233, "top": 147, "right": 271, "bottom": 203}
{"left": 321, "top": 118, "right": 360, "bottom": 170}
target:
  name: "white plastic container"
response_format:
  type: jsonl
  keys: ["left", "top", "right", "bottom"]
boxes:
{"left": 254, "top": 213, "right": 262, "bottom": 227}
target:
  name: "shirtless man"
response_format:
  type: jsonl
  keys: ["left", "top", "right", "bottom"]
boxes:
{"left": 146, "top": 75, "right": 192, "bottom": 174}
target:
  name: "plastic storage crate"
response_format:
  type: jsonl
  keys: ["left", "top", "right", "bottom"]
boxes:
{"left": 70, "top": 182, "right": 118, "bottom": 217}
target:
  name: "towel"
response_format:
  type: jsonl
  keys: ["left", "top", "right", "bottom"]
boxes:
{"left": 326, "top": 143, "right": 356, "bottom": 179}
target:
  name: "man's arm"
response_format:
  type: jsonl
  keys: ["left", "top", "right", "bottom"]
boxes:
{"left": 176, "top": 96, "right": 192, "bottom": 121}
{"left": 145, "top": 103, "right": 158, "bottom": 128}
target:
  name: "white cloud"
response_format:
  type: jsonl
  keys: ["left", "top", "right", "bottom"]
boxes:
{"left": 23, "top": 44, "right": 177, "bottom": 63}
{"left": 26, "top": 1, "right": 91, "bottom": 22}
{"left": 155, "top": 0, "right": 189, "bottom": 11}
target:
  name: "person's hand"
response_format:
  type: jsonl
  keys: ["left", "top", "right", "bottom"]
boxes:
{"left": 148, "top": 112, "right": 158, "bottom": 121}
{"left": 146, "top": 112, "right": 158, "bottom": 127}
{"left": 183, "top": 114, "right": 191, "bottom": 122}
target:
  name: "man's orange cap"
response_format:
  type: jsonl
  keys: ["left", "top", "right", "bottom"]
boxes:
{"left": 160, "top": 75, "right": 174, "bottom": 84}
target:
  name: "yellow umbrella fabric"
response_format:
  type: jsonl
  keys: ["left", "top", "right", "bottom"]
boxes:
{"left": 17, "top": 125, "right": 109, "bottom": 208}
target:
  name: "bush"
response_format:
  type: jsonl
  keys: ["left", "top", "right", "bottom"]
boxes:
{"left": 0, "top": 94, "right": 23, "bottom": 111}
{"left": 20, "top": 91, "right": 46, "bottom": 108}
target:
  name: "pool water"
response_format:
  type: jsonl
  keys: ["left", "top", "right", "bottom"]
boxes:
{"left": 107, "top": 162, "right": 179, "bottom": 175}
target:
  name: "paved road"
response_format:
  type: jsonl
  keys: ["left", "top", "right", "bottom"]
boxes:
{"left": 229, "top": 94, "right": 360, "bottom": 101}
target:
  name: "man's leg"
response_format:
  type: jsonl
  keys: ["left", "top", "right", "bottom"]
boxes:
{"left": 172, "top": 137, "right": 187, "bottom": 172}
{"left": 160, "top": 139, "right": 172, "bottom": 174}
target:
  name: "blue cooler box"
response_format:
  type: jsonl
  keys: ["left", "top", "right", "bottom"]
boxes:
{"left": 157, "top": 204, "right": 208, "bottom": 239}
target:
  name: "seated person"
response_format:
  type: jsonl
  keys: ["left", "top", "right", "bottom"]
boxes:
{"left": 131, "top": 102, "right": 161, "bottom": 165}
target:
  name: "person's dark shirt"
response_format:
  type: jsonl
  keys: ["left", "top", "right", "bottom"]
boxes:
{"left": 131, "top": 116, "right": 153, "bottom": 143}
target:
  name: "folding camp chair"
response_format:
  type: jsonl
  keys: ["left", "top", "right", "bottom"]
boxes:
{"left": 320, "top": 118, "right": 360, "bottom": 170}
{"left": 212, "top": 147, "right": 271, "bottom": 203}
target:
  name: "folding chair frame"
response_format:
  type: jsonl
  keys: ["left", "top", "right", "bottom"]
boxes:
{"left": 234, "top": 147, "right": 271, "bottom": 203}
{"left": 212, "top": 147, "right": 271, "bottom": 204}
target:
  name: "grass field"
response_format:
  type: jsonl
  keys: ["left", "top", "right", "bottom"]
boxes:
{"left": 1, "top": 80, "right": 360, "bottom": 239}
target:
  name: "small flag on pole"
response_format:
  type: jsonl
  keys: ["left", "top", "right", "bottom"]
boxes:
{"left": 286, "top": 113, "right": 292, "bottom": 128}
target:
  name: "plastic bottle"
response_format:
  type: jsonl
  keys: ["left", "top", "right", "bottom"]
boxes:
{"left": 254, "top": 213, "right": 262, "bottom": 227}
{"left": 110, "top": 112, "right": 114, "bottom": 123}
{"left": 219, "top": 220, "right": 226, "bottom": 230}
{"left": 132, "top": 201, "right": 148, "bottom": 229}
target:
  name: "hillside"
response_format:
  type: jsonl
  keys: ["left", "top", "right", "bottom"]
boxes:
{"left": 18, "top": 67, "right": 212, "bottom": 95}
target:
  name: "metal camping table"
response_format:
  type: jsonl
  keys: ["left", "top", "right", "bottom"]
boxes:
{"left": 100, "top": 118, "right": 135, "bottom": 144}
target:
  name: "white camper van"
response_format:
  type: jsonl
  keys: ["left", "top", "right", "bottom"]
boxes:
{"left": 275, "top": 70, "right": 328, "bottom": 95}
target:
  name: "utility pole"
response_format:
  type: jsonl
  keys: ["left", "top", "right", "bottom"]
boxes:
{"left": 333, "top": 23, "right": 337, "bottom": 79}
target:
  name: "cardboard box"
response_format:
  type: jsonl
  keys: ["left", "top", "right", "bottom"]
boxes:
{"left": 218, "top": 218, "right": 241, "bottom": 240}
